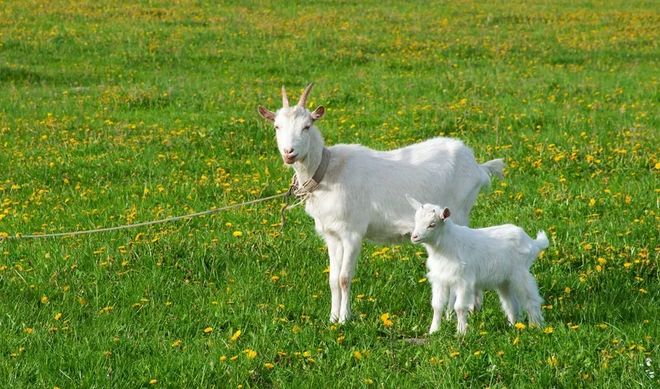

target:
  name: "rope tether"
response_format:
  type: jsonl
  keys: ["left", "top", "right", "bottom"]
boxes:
{"left": 1, "top": 192, "right": 290, "bottom": 241}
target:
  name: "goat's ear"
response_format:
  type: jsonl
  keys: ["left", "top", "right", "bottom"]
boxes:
{"left": 258, "top": 105, "right": 275, "bottom": 122}
{"left": 442, "top": 208, "right": 451, "bottom": 220}
{"left": 310, "top": 106, "right": 325, "bottom": 121}
{"left": 406, "top": 194, "right": 422, "bottom": 211}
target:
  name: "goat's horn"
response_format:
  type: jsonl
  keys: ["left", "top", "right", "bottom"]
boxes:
{"left": 281, "top": 86, "right": 290, "bottom": 108}
{"left": 297, "top": 83, "right": 314, "bottom": 108}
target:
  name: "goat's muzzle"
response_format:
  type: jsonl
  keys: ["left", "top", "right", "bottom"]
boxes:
{"left": 283, "top": 154, "right": 298, "bottom": 164}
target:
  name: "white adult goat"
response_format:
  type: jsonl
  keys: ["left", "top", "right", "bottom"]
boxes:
{"left": 407, "top": 195, "right": 548, "bottom": 334}
{"left": 258, "top": 83, "right": 504, "bottom": 323}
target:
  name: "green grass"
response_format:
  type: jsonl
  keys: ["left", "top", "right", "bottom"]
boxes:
{"left": 1, "top": 0, "right": 659, "bottom": 387}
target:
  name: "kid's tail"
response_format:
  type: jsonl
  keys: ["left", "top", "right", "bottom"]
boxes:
{"left": 480, "top": 158, "right": 505, "bottom": 180}
{"left": 534, "top": 231, "right": 549, "bottom": 250}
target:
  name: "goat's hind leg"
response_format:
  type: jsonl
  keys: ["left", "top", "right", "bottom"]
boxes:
{"left": 497, "top": 282, "right": 520, "bottom": 326}
{"left": 512, "top": 271, "right": 544, "bottom": 327}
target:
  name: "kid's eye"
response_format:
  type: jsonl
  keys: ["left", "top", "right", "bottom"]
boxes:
{"left": 428, "top": 222, "right": 436, "bottom": 229}
{"left": 275, "top": 125, "right": 280, "bottom": 130}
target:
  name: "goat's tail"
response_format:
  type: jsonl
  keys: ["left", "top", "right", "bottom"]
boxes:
{"left": 527, "top": 230, "right": 549, "bottom": 268}
{"left": 480, "top": 158, "right": 505, "bottom": 180}
{"left": 534, "top": 230, "right": 549, "bottom": 251}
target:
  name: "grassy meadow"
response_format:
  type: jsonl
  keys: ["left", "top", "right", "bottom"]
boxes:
{"left": 1, "top": 0, "right": 659, "bottom": 387}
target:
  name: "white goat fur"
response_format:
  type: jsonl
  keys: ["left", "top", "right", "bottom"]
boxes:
{"left": 258, "top": 84, "right": 505, "bottom": 323}
{"left": 407, "top": 195, "right": 548, "bottom": 334}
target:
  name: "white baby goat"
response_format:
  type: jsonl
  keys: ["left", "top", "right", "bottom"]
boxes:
{"left": 258, "top": 83, "right": 504, "bottom": 324}
{"left": 407, "top": 195, "right": 548, "bottom": 334}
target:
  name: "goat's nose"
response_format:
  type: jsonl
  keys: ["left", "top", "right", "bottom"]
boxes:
{"left": 283, "top": 148, "right": 294, "bottom": 155}
{"left": 412, "top": 234, "right": 419, "bottom": 241}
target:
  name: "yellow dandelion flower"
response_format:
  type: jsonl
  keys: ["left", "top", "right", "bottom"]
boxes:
{"left": 41, "top": 296, "right": 48, "bottom": 304}
{"left": 544, "top": 327, "right": 553, "bottom": 334}
{"left": 25, "top": 328, "right": 33, "bottom": 334}
{"left": 243, "top": 349, "right": 257, "bottom": 359}
{"left": 149, "top": 379, "right": 157, "bottom": 385}
{"left": 220, "top": 355, "right": 227, "bottom": 361}
{"left": 353, "top": 351, "right": 363, "bottom": 359}
{"left": 230, "top": 330, "right": 241, "bottom": 341}
{"left": 264, "top": 362, "right": 274, "bottom": 369}
{"left": 380, "top": 313, "right": 393, "bottom": 327}
{"left": 514, "top": 322, "right": 526, "bottom": 330}
{"left": 418, "top": 278, "right": 427, "bottom": 283}
{"left": 55, "top": 313, "right": 62, "bottom": 320}
{"left": 204, "top": 327, "right": 213, "bottom": 334}
{"left": 232, "top": 231, "right": 243, "bottom": 237}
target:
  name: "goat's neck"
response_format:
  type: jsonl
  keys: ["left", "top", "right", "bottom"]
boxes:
{"left": 292, "top": 126, "right": 325, "bottom": 183}
{"left": 428, "top": 221, "right": 459, "bottom": 258}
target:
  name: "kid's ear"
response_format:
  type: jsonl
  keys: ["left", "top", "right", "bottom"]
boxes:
{"left": 310, "top": 105, "right": 325, "bottom": 121}
{"left": 405, "top": 194, "right": 422, "bottom": 211}
{"left": 442, "top": 208, "right": 451, "bottom": 220}
{"left": 258, "top": 105, "right": 275, "bottom": 122}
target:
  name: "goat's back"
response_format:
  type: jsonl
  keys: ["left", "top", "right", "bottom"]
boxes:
{"left": 308, "top": 137, "right": 489, "bottom": 243}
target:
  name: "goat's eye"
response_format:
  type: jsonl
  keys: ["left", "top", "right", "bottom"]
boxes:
{"left": 303, "top": 125, "right": 310, "bottom": 131}
{"left": 428, "top": 222, "right": 436, "bottom": 229}
{"left": 275, "top": 125, "right": 280, "bottom": 130}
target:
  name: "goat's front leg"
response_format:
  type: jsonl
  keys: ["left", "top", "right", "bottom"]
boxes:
{"left": 446, "top": 289, "right": 482, "bottom": 320}
{"left": 337, "top": 234, "right": 362, "bottom": 323}
{"left": 453, "top": 284, "right": 474, "bottom": 335}
{"left": 325, "top": 235, "right": 344, "bottom": 323}
{"left": 430, "top": 283, "right": 450, "bottom": 334}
